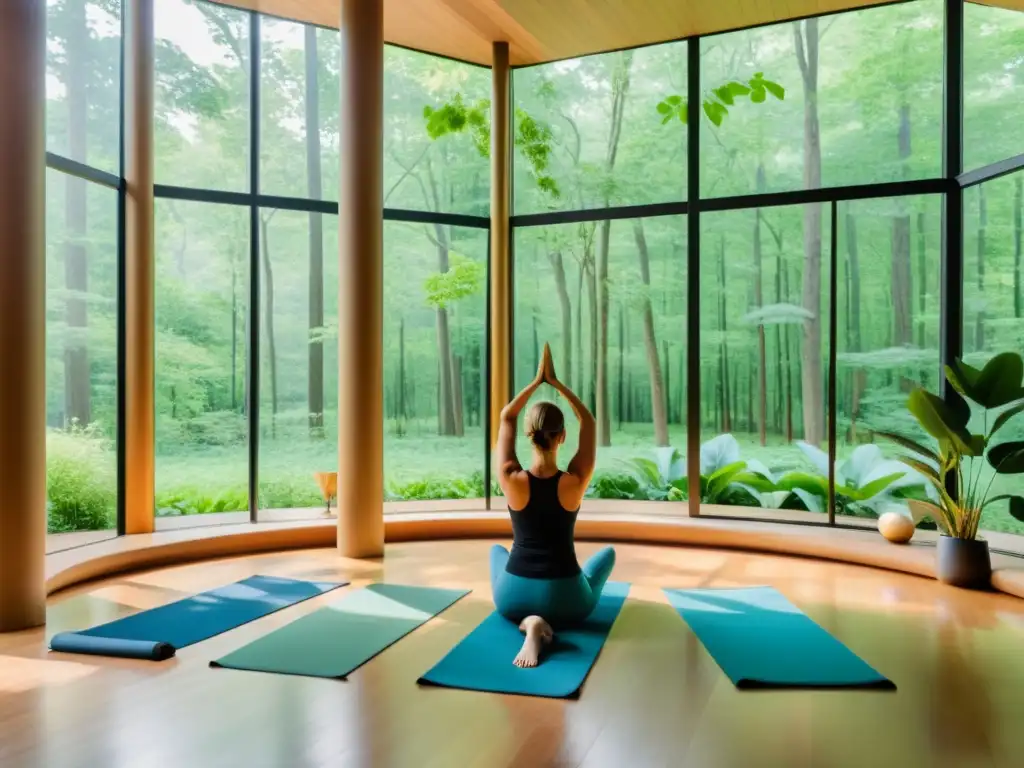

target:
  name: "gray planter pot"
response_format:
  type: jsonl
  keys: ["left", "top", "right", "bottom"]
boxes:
{"left": 936, "top": 536, "right": 991, "bottom": 589}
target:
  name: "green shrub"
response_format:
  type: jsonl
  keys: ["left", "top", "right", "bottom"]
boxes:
{"left": 46, "top": 426, "right": 116, "bottom": 533}
{"left": 386, "top": 472, "right": 487, "bottom": 501}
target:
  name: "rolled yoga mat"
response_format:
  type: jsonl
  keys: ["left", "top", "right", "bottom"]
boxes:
{"left": 664, "top": 586, "right": 894, "bottom": 689}
{"left": 418, "top": 581, "right": 630, "bottom": 699}
{"left": 211, "top": 583, "right": 470, "bottom": 678}
{"left": 50, "top": 575, "right": 345, "bottom": 661}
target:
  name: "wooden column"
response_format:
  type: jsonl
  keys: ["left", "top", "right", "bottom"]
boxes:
{"left": 0, "top": 0, "right": 46, "bottom": 631}
{"left": 489, "top": 42, "right": 511, "bottom": 448}
{"left": 337, "top": 0, "right": 384, "bottom": 558}
{"left": 124, "top": 0, "right": 155, "bottom": 535}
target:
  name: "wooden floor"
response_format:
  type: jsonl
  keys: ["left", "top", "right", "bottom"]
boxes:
{"left": 3, "top": 541, "right": 1024, "bottom": 768}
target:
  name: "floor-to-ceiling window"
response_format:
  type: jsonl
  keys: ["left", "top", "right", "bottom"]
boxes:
{"left": 148, "top": 0, "right": 491, "bottom": 530}
{"left": 44, "top": 0, "right": 122, "bottom": 551}
{"left": 508, "top": 0, "right": 1023, "bottom": 546}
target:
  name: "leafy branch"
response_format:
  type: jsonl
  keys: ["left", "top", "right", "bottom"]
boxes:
{"left": 656, "top": 73, "right": 785, "bottom": 127}
{"left": 423, "top": 94, "right": 559, "bottom": 197}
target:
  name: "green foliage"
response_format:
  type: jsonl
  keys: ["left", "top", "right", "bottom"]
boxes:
{"left": 46, "top": 425, "right": 116, "bottom": 534}
{"left": 423, "top": 252, "right": 484, "bottom": 310}
{"left": 656, "top": 73, "right": 785, "bottom": 127}
{"left": 386, "top": 472, "right": 487, "bottom": 501}
{"left": 423, "top": 95, "right": 560, "bottom": 198}
{"left": 879, "top": 351, "right": 1024, "bottom": 537}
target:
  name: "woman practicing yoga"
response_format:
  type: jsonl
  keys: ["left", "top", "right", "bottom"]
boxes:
{"left": 493, "top": 343, "right": 615, "bottom": 668}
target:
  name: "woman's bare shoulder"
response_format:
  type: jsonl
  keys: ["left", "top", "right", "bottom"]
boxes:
{"left": 557, "top": 471, "right": 587, "bottom": 511}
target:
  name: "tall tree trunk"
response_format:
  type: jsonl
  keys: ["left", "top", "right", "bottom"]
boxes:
{"left": 754, "top": 164, "right": 768, "bottom": 445}
{"left": 305, "top": 26, "right": 325, "bottom": 436}
{"left": 975, "top": 184, "right": 987, "bottom": 352}
{"left": 586, "top": 260, "right": 598, "bottom": 414}
{"left": 424, "top": 155, "right": 458, "bottom": 436}
{"left": 574, "top": 264, "right": 584, "bottom": 395}
{"left": 847, "top": 212, "right": 863, "bottom": 442}
{"left": 451, "top": 355, "right": 464, "bottom": 436}
{"left": 891, "top": 102, "right": 914, "bottom": 370}
{"left": 596, "top": 52, "right": 633, "bottom": 447}
{"left": 231, "top": 265, "right": 238, "bottom": 410}
{"left": 549, "top": 250, "right": 573, "bottom": 381}
{"left": 260, "top": 213, "right": 279, "bottom": 438}
{"left": 663, "top": 340, "right": 671, "bottom": 425}
{"left": 432, "top": 225, "right": 457, "bottom": 435}
{"left": 794, "top": 19, "right": 824, "bottom": 446}
{"left": 64, "top": 0, "right": 91, "bottom": 426}
{"left": 632, "top": 220, "right": 670, "bottom": 446}
{"left": 782, "top": 256, "right": 794, "bottom": 442}
{"left": 718, "top": 236, "right": 732, "bottom": 434}
{"left": 398, "top": 317, "right": 406, "bottom": 421}
{"left": 1015, "top": 176, "right": 1023, "bottom": 320}
{"left": 617, "top": 304, "right": 625, "bottom": 428}
{"left": 917, "top": 211, "right": 928, "bottom": 384}
{"left": 774, "top": 247, "right": 784, "bottom": 432}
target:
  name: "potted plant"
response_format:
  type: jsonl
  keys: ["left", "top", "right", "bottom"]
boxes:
{"left": 877, "top": 352, "right": 1024, "bottom": 588}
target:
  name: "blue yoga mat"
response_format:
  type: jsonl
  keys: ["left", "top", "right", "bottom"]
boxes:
{"left": 418, "top": 581, "right": 629, "bottom": 699}
{"left": 664, "top": 586, "right": 894, "bottom": 689}
{"left": 50, "top": 575, "right": 345, "bottom": 661}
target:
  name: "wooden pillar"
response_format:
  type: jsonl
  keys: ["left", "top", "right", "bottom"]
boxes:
{"left": 337, "top": 0, "right": 384, "bottom": 558}
{"left": 124, "top": 0, "right": 155, "bottom": 534}
{"left": 0, "top": 0, "right": 46, "bottom": 631}
{"left": 489, "top": 42, "right": 511, "bottom": 447}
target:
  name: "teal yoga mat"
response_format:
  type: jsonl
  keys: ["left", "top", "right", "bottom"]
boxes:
{"left": 50, "top": 576, "right": 345, "bottom": 661}
{"left": 418, "top": 581, "right": 629, "bottom": 699}
{"left": 664, "top": 586, "right": 894, "bottom": 689}
{"left": 211, "top": 584, "right": 469, "bottom": 678}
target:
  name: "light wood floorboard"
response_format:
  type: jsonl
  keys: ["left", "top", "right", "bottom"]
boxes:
{"left": 3, "top": 541, "right": 1024, "bottom": 768}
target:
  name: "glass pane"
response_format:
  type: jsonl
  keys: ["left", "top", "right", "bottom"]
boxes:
{"left": 836, "top": 196, "right": 942, "bottom": 528}
{"left": 260, "top": 19, "right": 340, "bottom": 200}
{"left": 700, "top": 204, "right": 831, "bottom": 521}
{"left": 513, "top": 217, "right": 687, "bottom": 501}
{"left": 45, "top": 0, "right": 122, "bottom": 172}
{"left": 384, "top": 222, "right": 488, "bottom": 500}
{"left": 155, "top": 200, "right": 250, "bottom": 528}
{"left": 45, "top": 170, "right": 118, "bottom": 551}
{"left": 258, "top": 210, "right": 339, "bottom": 520}
{"left": 964, "top": 173, "right": 1024, "bottom": 538}
{"left": 155, "top": 0, "right": 250, "bottom": 192}
{"left": 384, "top": 47, "right": 490, "bottom": 216}
{"left": 700, "top": 0, "right": 943, "bottom": 197}
{"left": 964, "top": 2, "right": 1024, "bottom": 171}
{"left": 513, "top": 42, "right": 688, "bottom": 215}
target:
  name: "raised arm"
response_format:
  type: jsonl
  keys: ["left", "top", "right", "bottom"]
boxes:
{"left": 495, "top": 347, "right": 548, "bottom": 483}
{"left": 544, "top": 351, "right": 596, "bottom": 487}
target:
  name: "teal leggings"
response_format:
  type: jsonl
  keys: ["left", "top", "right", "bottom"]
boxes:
{"left": 490, "top": 545, "right": 616, "bottom": 628}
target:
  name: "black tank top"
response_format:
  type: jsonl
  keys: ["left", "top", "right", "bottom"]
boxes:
{"left": 506, "top": 471, "right": 581, "bottom": 579}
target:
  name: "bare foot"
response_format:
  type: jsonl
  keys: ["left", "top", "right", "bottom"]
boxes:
{"left": 513, "top": 616, "right": 553, "bottom": 668}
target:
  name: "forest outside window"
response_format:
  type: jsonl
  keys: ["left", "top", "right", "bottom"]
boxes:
{"left": 155, "top": 0, "right": 251, "bottom": 193}
{"left": 513, "top": 41, "right": 688, "bottom": 216}
{"left": 700, "top": 0, "right": 943, "bottom": 198}
{"left": 513, "top": 217, "right": 687, "bottom": 502}
{"left": 963, "top": 172, "right": 1024, "bottom": 538}
{"left": 154, "top": 200, "right": 251, "bottom": 528}
{"left": 45, "top": 171, "right": 119, "bottom": 552}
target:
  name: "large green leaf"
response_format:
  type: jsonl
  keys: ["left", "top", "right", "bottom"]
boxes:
{"left": 974, "top": 352, "right": 1024, "bottom": 407}
{"left": 907, "top": 389, "right": 980, "bottom": 455}
{"left": 874, "top": 430, "right": 939, "bottom": 463}
{"left": 730, "top": 471, "right": 777, "bottom": 493}
{"left": 777, "top": 472, "right": 828, "bottom": 497}
{"left": 947, "top": 353, "right": 1024, "bottom": 408}
{"left": 908, "top": 499, "right": 951, "bottom": 534}
{"left": 987, "top": 441, "right": 1024, "bottom": 474}
{"left": 845, "top": 472, "right": 906, "bottom": 502}
{"left": 1011, "top": 497, "right": 1024, "bottom": 523}
{"left": 989, "top": 400, "right": 1024, "bottom": 438}
{"left": 705, "top": 461, "right": 746, "bottom": 501}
